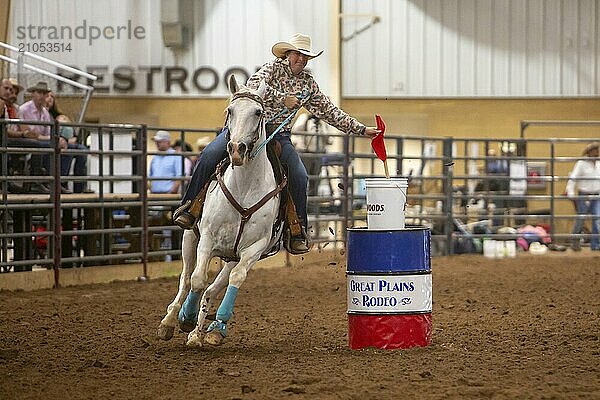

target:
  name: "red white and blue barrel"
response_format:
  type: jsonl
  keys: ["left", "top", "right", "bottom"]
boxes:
{"left": 346, "top": 227, "right": 432, "bottom": 349}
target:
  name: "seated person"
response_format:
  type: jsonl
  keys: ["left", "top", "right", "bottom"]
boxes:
{"left": 47, "top": 91, "right": 91, "bottom": 193}
{"left": 17, "top": 81, "right": 53, "bottom": 141}
{"left": 0, "top": 78, "right": 51, "bottom": 193}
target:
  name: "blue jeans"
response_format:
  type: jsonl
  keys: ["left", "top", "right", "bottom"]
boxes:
{"left": 182, "top": 128, "right": 309, "bottom": 228}
{"left": 572, "top": 197, "right": 600, "bottom": 250}
{"left": 61, "top": 143, "right": 88, "bottom": 193}
{"left": 5, "top": 138, "right": 50, "bottom": 175}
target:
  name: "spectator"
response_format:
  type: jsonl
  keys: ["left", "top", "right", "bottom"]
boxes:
{"left": 194, "top": 136, "right": 211, "bottom": 168}
{"left": 6, "top": 78, "right": 23, "bottom": 119}
{"left": 173, "top": 139, "right": 194, "bottom": 177}
{"left": 44, "top": 90, "right": 64, "bottom": 119}
{"left": 149, "top": 130, "right": 183, "bottom": 261}
{"left": 1, "top": 78, "right": 34, "bottom": 138}
{"left": 0, "top": 78, "right": 50, "bottom": 193}
{"left": 17, "top": 81, "right": 70, "bottom": 193}
{"left": 566, "top": 142, "right": 600, "bottom": 251}
{"left": 17, "top": 81, "right": 52, "bottom": 140}
{"left": 148, "top": 130, "right": 183, "bottom": 194}
{"left": 486, "top": 148, "right": 509, "bottom": 190}
{"left": 9, "top": 78, "right": 23, "bottom": 102}
{"left": 45, "top": 92, "right": 90, "bottom": 193}
{"left": 485, "top": 147, "right": 515, "bottom": 226}
{"left": 196, "top": 136, "right": 210, "bottom": 154}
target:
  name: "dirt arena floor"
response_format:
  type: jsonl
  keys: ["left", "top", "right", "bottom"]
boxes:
{"left": 1, "top": 253, "right": 599, "bottom": 399}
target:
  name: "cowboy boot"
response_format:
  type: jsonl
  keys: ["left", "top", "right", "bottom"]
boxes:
{"left": 173, "top": 200, "right": 196, "bottom": 229}
{"left": 173, "top": 180, "right": 212, "bottom": 229}
{"left": 288, "top": 227, "right": 311, "bottom": 254}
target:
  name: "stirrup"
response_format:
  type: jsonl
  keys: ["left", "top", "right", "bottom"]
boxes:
{"left": 284, "top": 227, "right": 311, "bottom": 255}
{"left": 173, "top": 200, "right": 196, "bottom": 229}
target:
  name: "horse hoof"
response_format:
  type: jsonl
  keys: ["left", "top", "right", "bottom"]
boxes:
{"left": 178, "top": 307, "right": 198, "bottom": 333}
{"left": 204, "top": 329, "right": 225, "bottom": 346}
{"left": 186, "top": 331, "right": 204, "bottom": 347}
{"left": 178, "top": 320, "right": 196, "bottom": 333}
{"left": 178, "top": 292, "right": 200, "bottom": 332}
{"left": 157, "top": 324, "right": 175, "bottom": 341}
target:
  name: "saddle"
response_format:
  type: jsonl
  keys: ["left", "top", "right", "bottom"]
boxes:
{"left": 186, "top": 141, "right": 302, "bottom": 252}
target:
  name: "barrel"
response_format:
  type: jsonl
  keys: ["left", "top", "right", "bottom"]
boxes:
{"left": 346, "top": 227, "right": 432, "bottom": 349}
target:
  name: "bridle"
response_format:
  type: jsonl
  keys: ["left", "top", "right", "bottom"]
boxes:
{"left": 224, "top": 91, "right": 265, "bottom": 160}
{"left": 216, "top": 90, "right": 288, "bottom": 256}
{"left": 224, "top": 88, "right": 310, "bottom": 160}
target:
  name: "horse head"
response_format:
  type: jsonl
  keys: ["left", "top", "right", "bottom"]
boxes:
{"left": 225, "top": 75, "right": 266, "bottom": 166}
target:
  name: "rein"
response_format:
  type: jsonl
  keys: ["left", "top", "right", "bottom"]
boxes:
{"left": 215, "top": 161, "right": 287, "bottom": 254}
{"left": 248, "top": 90, "right": 309, "bottom": 159}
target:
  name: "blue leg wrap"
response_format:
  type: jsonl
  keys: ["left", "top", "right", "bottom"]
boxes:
{"left": 178, "top": 290, "right": 200, "bottom": 332}
{"left": 216, "top": 285, "right": 239, "bottom": 323}
{"left": 207, "top": 320, "right": 228, "bottom": 337}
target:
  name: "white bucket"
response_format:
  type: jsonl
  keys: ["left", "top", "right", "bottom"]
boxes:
{"left": 505, "top": 240, "right": 517, "bottom": 258}
{"left": 529, "top": 242, "right": 548, "bottom": 255}
{"left": 365, "top": 178, "right": 408, "bottom": 230}
{"left": 483, "top": 239, "right": 496, "bottom": 258}
{"left": 495, "top": 241, "right": 506, "bottom": 258}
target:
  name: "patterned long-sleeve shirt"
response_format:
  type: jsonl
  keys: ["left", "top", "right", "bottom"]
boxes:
{"left": 246, "top": 58, "right": 366, "bottom": 135}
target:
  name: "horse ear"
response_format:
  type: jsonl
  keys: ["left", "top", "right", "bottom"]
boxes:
{"left": 257, "top": 79, "right": 267, "bottom": 99}
{"left": 228, "top": 75, "right": 239, "bottom": 94}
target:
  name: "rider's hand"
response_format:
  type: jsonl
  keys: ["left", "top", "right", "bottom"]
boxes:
{"left": 284, "top": 96, "right": 300, "bottom": 109}
{"left": 363, "top": 127, "right": 380, "bottom": 138}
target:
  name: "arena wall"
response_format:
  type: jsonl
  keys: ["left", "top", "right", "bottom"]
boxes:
{"left": 0, "top": 249, "right": 342, "bottom": 291}
{"left": 86, "top": 96, "right": 600, "bottom": 138}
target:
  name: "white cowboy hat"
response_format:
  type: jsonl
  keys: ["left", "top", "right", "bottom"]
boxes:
{"left": 196, "top": 136, "right": 211, "bottom": 150}
{"left": 152, "top": 130, "right": 171, "bottom": 142}
{"left": 272, "top": 33, "right": 323, "bottom": 59}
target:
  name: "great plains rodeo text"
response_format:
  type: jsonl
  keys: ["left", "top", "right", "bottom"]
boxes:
{"left": 349, "top": 278, "right": 415, "bottom": 308}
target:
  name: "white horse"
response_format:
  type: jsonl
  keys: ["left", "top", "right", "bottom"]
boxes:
{"left": 157, "top": 75, "right": 286, "bottom": 346}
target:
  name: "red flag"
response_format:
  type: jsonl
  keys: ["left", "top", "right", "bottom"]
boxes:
{"left": 371, "top": 114, "right": 387, "bottom": 161}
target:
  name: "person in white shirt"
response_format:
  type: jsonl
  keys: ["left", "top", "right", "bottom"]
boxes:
{"left": 566, "top": 142, "right": 600, "bottom": 251}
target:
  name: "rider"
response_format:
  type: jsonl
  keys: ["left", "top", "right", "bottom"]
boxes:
{"left": 173, "top": 33, "right": 379, "bottom": 253}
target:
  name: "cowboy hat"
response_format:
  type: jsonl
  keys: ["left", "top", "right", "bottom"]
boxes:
{"left": 9, "top": 78, "right": 23, "bottom": 94}
{"left": 272, "top": 33, "right": 323, "bottom": 59}
{"left": 582, "top": 142, "right": 599, "bottom": 156}
{"left": 196, "top": 136, "right": 211, "bottom": 150}
{"left": 152, "top": 130, "right": 171, "bottom": 142}
{"left": 26, "top": 81, "right": 51, "bottom": 93}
